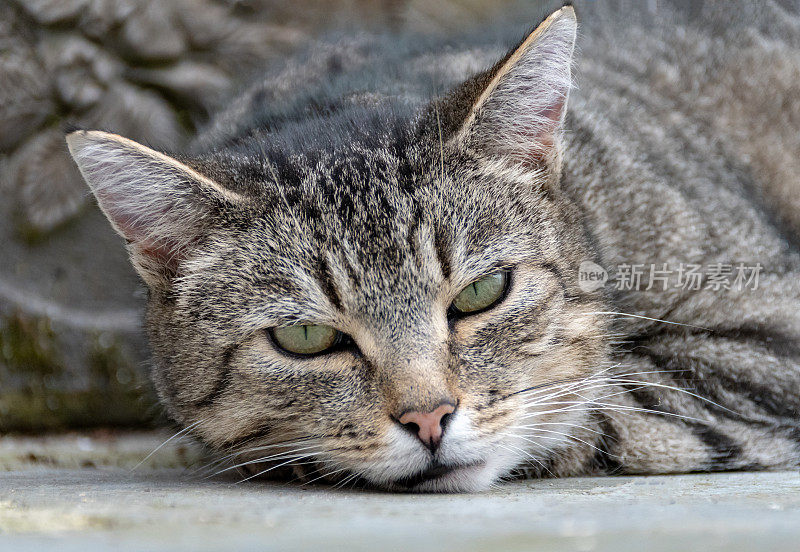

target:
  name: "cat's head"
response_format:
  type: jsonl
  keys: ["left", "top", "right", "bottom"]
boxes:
{"left": 68, "top": 7, "right": 610, "bottom": 491}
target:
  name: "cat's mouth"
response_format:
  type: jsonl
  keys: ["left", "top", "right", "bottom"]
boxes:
{"left": 390, "top": 460, "right": 486, "bottom": 490}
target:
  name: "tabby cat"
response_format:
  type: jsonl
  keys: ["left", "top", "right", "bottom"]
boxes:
{"left": 66, "top": 1, "right": 800, "bottom": 491}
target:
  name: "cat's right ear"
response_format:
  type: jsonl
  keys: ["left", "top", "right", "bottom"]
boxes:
{"left": 66, "top": 130, "right": 245, "bottom": 288}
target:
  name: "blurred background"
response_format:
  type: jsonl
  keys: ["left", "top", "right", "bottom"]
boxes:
{"left": 0, "top": 0, "right": 535, "bottom": 432}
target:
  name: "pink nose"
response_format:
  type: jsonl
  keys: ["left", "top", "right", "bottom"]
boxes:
{"left": 398, "top": 403, "right": 456, "bottom": 451}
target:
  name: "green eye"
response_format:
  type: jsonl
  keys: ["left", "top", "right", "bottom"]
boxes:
{"left": 271, "top": 324, "right": 341, "bottom": 356}
{"left": 451, "top": 271, "right": 509, "bottom": 315}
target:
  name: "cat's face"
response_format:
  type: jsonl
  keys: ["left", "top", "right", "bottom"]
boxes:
{"left": 152, "top": 144, "right": 608, "bottom": 491}
{"left": 68, "top": 7, "right": 608, "bottom": 491}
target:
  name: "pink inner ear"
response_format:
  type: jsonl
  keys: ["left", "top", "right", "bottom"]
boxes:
{"left": 521, "top": 97, "right": 566, "bottom": 166}
{"left": 500, "top": 95, "right": 565, "bottom": 168}
{"left": 136, "top": 238, "right": 186, "bottom": 273}
{"left": 95, "top": 185, "right": 186, "bottom": 269}
{"left": 534, "top": 97, "right": 565, "bottom": 148}
{"left": 471, "top": 12, "right": 575, "bottom": 168}
{"left": 68, "top": 131, "right": 222, "bottom": 283}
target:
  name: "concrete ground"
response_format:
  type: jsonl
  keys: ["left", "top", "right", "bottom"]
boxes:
{"left": 1, "top": 432, "right": 799, "bottom": 551}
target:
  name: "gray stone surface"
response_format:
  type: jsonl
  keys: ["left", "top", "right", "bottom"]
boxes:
{"left": 1, "top": 433, "right": 799, "bottom": 551}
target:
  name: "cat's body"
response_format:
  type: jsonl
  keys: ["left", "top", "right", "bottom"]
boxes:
{"left": 67, "top": 1, "right": 800, "bottom": 491}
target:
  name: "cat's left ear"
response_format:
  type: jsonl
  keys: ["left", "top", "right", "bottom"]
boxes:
{"left": 437, "top": 6, "right": 577, "bottom": 171}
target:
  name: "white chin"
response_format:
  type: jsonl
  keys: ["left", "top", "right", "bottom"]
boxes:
{"left": 409, "top": 462, "right": 497, "bottom": 492}
{"left": 373, "top": 458, "right": 510, "bottom": 493}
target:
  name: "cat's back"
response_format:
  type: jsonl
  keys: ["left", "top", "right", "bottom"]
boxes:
{"left": 559, "top": 0, "right": 800, "bottom": 336}
{"left": 195, "top": 0, "right": 800, "bottom": 248}
{"left": 570, "top": 0, "right": 800, "bottom": 243}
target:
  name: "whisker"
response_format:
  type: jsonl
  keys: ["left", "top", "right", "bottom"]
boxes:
{"left": 131, "top": 419, "right": 204, "bottom": 472}
{"left": 519, "top": 374, "right": 740, "bottom": 420}
{"left": 302, "top": 466, "right": 351, "bottom": 487}
{"left": 504, "top": 429, "right": 605, "bottom": 454}
{"left": 581, "top": 311, "right": 711, "bottom": 331}
{"left": 235, "top": 453, "right": 321, "bottom": 484}
{"left": 606, "top": 377, "right": 739, "bottom": 414}
{"left": 497, "top": 442, "right": 555, "bottom": 478}
{"left": 192, "top": 437, "right": 320, "bottom": 476}
{"left": 334, "top": 472, "right": 362, "bottom": 490}
{"left": 503, "top": 363, "right": 647, "bottom": 403}
{"left": 552, "top": 403, "right": 709, "bottom": 423}
{"left": 509, "top": 421, "right": 606, "bottom": 436}
{"left": 499, "top": 431, "right": 560, "bottom": 457}
{"left": 511, "top": 374, "right": 617, "bottom": 405}
{"left": 290, "top": 456, "right": 347, "bottom": 485}
{"left": 207, "top": 444, "right": 324, "bottom": 479}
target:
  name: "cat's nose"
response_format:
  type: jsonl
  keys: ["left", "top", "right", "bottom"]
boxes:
{"left": 397, "top": 402, "right": 456, "bottom": 452}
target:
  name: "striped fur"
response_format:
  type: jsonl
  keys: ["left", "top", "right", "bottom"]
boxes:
{"left": 67, "top": 1, "right": 800, "bottom": 491}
